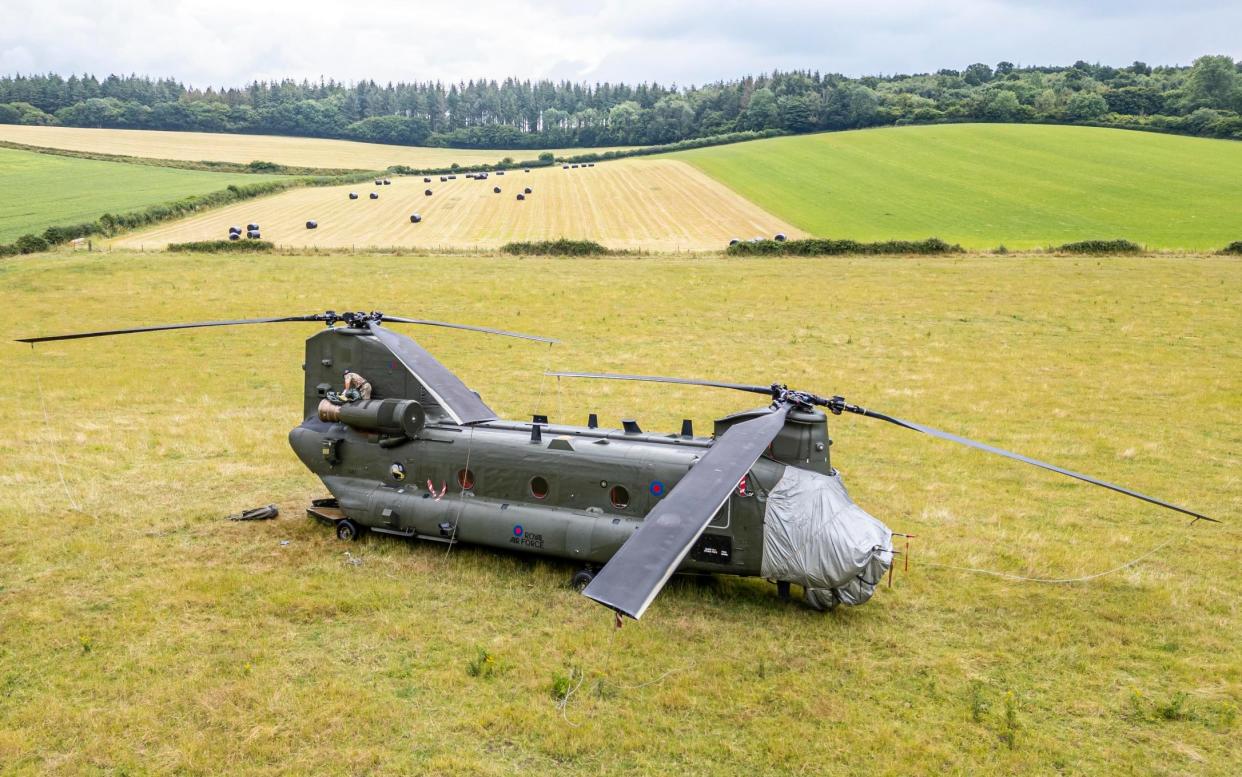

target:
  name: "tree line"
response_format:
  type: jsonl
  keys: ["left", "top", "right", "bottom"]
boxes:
{"left": 1, "top": 56, "right": 1239, "bottom": 149}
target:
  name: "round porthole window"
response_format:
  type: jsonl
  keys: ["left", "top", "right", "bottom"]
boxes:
{"left": 530, "top": 476, "right": 549, "bottom": 499}
{"left": 457, "top": 468, "right": 475, "bottom": 490}
{"left": 610, "top": 485, "right": 630, "bottom": 509}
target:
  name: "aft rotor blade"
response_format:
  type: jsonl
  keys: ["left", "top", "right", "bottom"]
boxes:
{"left": 384, "top": 316, "right": 557, "bottom": 343}
{"left": 844, "top": 405, "right": 1218, "bottom": 523}
{"left": 547, "top": 371, "right": 773, "bottom": 396}
{"left": 364, "top": 320, "right": 497, "bottom": 426}
{"left": 584, "top": 405, "right": 793, "bottom": 619}
{"left": 15, "top": 315, "right": 325, "bottom": 344}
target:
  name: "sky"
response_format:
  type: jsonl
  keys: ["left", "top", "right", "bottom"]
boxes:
{"left": 1, "top": 0, "right": 1239, "bottom": 88}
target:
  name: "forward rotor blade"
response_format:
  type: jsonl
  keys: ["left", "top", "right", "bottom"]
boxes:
{"left": 16, "top": 315, "right": 324, "bottom": 344}
{"left": 583, "top": 405, "right": 793, "bottom": 619}
{"left": 845, "top": 405, "right": 1218, "bottom": 523}
{"left": 364, "top": 320, "right": 496, "bottom": 426}
{"left": 547, "top": 371, "right": 773, "bottom": 397}
{"left": 384, "top": 316, "right": 557, "bottom": 343}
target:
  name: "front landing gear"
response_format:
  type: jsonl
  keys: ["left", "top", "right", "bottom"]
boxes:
{"left": 776, "top": 580, "right": 791, "bottom": 600}
{"left": 336, "top": 519, "right": 360, "bottom": 541}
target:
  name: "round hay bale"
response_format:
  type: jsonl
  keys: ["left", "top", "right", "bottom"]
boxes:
{"left": 424, "top": 189, "right": 433, "bottom": 196}
{"left": 448, "top": 175, "right": 456, "bottom": 179}
{"left": 774, "top": 233, "right": 787, "bottom": 242}
{"left": 493, "top": 186, "right": 501, "bottom": 193}
{"left": 370, "top": 192, "right": 379, "bottom": 200}
{"left": 440, "top": 176, "right": 447, "bottom": 182}
{"left": 246, "top": 229, "right": 261, "bottom": 239}
{"left": 247, "top": 223, "right": 260, "bottom": 231}
{"left": 228, "top": 225, "right": 241, "bottom": 234}
{"left": 306, "top": 220, "right": 318, "bottom": 229}
{"left": 374, "top": 179, "right": 383, "bottom": 186}
{"left": 348, "top": 192, "right": 359, "bottom": 199}
{"left": 228, "top": 233, "right": 241, "bottom": 241}
{"left": 410, "top": 214, "right": 422, "bottom": 223}
{"left": 524, "top": 187, "right": 532, "bottom": 194}
{"left": 571, "top": 164, "right": 579, "bottom": 169}
{"left": 383, "top": 178, "right": 391, "bottom": 185}
{"left": 516, "top": 193, "right": 525, "bottom": 201}
{"left": 562, "top": 165, "right": 569, "bottom": 169}
{"left": 588, "top": 163, "right": 595, "bottom": 167}
{"left": 524, "top": 168, "right": 530, "bottom": 173}
{"left": 423, "top": 177, "right": 431, "bottom": 183}
{"left": 496, "top": 171, "right": 504, "bottom": 176}
{"left": 729, "top": 238, "right": 740, "bottom": 246}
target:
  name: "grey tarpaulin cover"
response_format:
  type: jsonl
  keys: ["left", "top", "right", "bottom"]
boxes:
{"left": 761, "top": 467, "right": 893, "bottom": 610}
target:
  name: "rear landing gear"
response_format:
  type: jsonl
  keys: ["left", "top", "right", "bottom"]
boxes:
{"left": 336, "top": 520, "right": 360, "bottom": 541}
{"left": 776, "top": 581, "right": 791, "bottom": 600}
{"left": 571, "top": 568, "right": 595, "bottom": 591}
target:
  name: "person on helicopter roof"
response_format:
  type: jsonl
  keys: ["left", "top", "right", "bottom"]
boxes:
{"left": 320, "top": 371, "right": 372, "bottom": 420}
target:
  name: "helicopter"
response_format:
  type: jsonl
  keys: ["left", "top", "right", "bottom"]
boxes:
{"left": 18, "top": 310, "right": 1217, "bottom": 621}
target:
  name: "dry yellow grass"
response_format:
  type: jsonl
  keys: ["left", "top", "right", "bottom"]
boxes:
{"left": 0, "top": 124, "right": 634, "bottom": 170}
{"left": 111, "top": 159, "right": 801, "bottom": 251}
{"left": 0, "top": 251, "right": 1237, "bottom": 775}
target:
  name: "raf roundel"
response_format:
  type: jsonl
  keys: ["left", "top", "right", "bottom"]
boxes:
{"left": 512, "top": 524, "right": 524, "bottom": 537}
{"left": 649, "top": 480, "right": 666, "bottom": 497}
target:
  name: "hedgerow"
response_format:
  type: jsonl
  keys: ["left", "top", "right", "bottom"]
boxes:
{"left": 500, "top": 239, "right": 611, "bottom": 256}
{"left": 168, "top": 240, "right": 275, "bottom": 253}
{"left": 726, "top": 237, "right": 963, "bottom": 256}
{"left": 1054, "top": 239, "right": 1143, "bottom": 254}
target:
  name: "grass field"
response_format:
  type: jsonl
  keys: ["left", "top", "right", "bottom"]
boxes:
{"left": 0, "top": 250, "right": 1237, "bottom": 775}
{"left": 0, "top": 146, "right": 286, "bottom": 243}
{"left": 112, "top": 159, "right": 800, "bottom": 251}
{"left": 0, "top": 124, "right": 635, "bottom": 172}
{"left": 676, "top": 124, "right": 1242, "bottom": 250}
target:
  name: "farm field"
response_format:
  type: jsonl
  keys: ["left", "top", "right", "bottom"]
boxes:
{"left": 0, "top": 146, "right": 285, "bottom": 243}
{"left": 0, "top": 124, "right": 635, "bottom": 171}
{"left": 112, "top": 159, "right": 801, "bottom": 251}
{"left": 676, "top": 123, "right": 1242, "bottom": 249}
{"left": 0, "top": 250, "right": 1237, "bottom": 775}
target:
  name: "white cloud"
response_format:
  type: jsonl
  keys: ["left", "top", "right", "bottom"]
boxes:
{"left": 0, "top": 0, "right": 1239, "bottom": 87}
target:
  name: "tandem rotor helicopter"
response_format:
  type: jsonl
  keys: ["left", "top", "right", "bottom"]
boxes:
{"left": 19, "top": 311, "right": 1218, "bottom": 620}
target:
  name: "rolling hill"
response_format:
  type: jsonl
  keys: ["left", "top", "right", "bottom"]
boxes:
{"left": 675, "top": 124, "right": 1242, "bottom": 250}
{"left": 0, "top": 146, "right": 285, "bottom": 243}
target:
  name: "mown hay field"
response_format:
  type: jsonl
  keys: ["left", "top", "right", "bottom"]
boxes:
{"left": 676, "top": 123, "right": 1242, "bottom": 250}
{"left": 0, "top": 146, "right": 285, "bottom": 243}
{"left": 0, "top": 124, "right": 634, "bottom": 171}
{"left": 111, "top": 159, "right": 801, "bottom": 251}
{"left": 0, "top": 250, "right": 1237, "bottom": 775}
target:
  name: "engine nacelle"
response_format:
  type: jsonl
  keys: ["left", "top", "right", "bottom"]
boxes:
{"left": 318, "top": 398, "right": 426, "bottom": 438}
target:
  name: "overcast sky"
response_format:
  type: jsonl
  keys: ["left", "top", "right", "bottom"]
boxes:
{"left": 2, "top": 0, "right": 1239, "bottom": 88}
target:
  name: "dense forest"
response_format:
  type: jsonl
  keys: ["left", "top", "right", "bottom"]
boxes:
{"left": 1, "top": 56, "right": 1239, "bottom": 149}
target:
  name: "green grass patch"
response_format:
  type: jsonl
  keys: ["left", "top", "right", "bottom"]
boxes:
{"left": 0, "top": 146, "right": 287, "bottom": 243}
{"left": 168, "top": 239, "right": 275, "bottom": 253}
{"left": 501, "top": 239, "right": 611, "bottom": 255}
{"left": 675, "top": 124, "right": 1242, "bottom": 250}
{"left": 727, "top": 237, "right": 963, "bottom": 256}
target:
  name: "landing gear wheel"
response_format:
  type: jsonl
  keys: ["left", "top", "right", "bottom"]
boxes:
{"left": 336, "top": 520, "right": 360, "bottom": 541}
{"left": 571, "top": 569, "right": 595, "bottom": 591}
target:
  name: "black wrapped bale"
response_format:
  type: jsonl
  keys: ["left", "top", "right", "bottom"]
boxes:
{"left": 729, "top": 238, "right": 740, "bottom": 246}
{"left": 449, "top": 175, "right": 456, "bottom": 179}
{"left": 493, "top": 186, "right": 501, "bottom": 193}
{"left": 410, "top": 214, "right": 422, "bottom": 223}
{"left": 562, "top": 165, "right": 569, "bottom": 169}
{"left": 524, "top": 168, "right": 530, "bottom": 173}
{"left": 524, "top": 187, "right": 532, "bottom": 194}
{"left": 247, "top": 223, "right": 260, "bottom": 230}
{"left": 423, "top": 177, "right": 431, "bottom": 183}
{"left": 496, "top": 171, "right": 504, "bottom": 176}
{"left": 383, "top": 179, "right": 391, "bottom": 185}
{"left": 516, "top": 193, "right": 525, "bottom": 201}
{"left": 228, "top": 225, "right": 241, "bottom": 234}
{"left": 425, "top": 189, "right": 433, "bottom": 196}
{"left": 349, "top": 192, "right": 359, "bottom": 199}
{"left": 228, "top": 233, "right": 241, "bottom": 241}
{"left": 370, "top": 192, "right": 379, "bottom": 199}
{"left": 374, "top": 179, "right": 382, "bottom": 186}
{"left": 440, "top": 176, "right": 447, "bottom": 182}
{"left": 774, "top": 233, "right": 787, "bottom": 242}
{"left": 246, "top": 229, "right": 261, "bottom": 239}
{"left": 571, "top": 164, "right": 578, "bottom": 168}
{"left": 306, "top": 220, "right": 318, "bottom": 229}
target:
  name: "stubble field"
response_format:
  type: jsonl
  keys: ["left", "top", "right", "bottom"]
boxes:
{"left": 0, "top": 124, "right": 634, "bottom": 171}
{"left": 111, "top": 159, "right": 801, "bottom": 251}
{"left": 0, "top": 250, "right": 1237, "bottom": 775}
